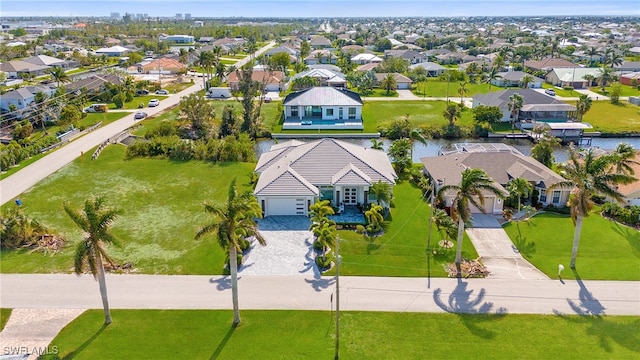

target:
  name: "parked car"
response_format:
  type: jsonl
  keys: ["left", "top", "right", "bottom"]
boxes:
{"left": 136, "top": 89, "right": 150, "bottom": 96}
{"left": 155, "top": 89, "right": 169, "bottom": 95}
{"left": 148, "top": 99, "right": 160, "bottom": 107}
{"left": 545, "top": 88, "right": 556, "bottom": 96}
{"left": 83, "top": 103, "right": 109, "bottom": 113}
{"left": 134, "top": 111, "right": 147, "bottom": 120}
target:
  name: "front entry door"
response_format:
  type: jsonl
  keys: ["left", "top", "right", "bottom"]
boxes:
{"left": 343, "top": 188, "right": 357, "bottom": 205}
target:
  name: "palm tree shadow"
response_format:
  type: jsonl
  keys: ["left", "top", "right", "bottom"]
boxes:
{"left": 209, "top": 276, "right": 234, "bottom": 291}
{"left": 433, "top": 278, "right": 507, "bottom": 339}
{"left": 299, "top": 237, "right": 321, "bottom": 278}
{"left": 304, "top": 276, "right": 335, "bottom": 292}
{"left": 62, "top": 323, "right": 107, "bottom": 359}
{"left": 610, "top": 222, "right": 640, "bottom": 258}
{"left": 209, "top": 323, "right": 237, "bottom": 360}
{"left": 567, "top": 269, "right": 605, "bottom": 316}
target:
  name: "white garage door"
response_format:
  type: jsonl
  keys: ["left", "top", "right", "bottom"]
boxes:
{"left": 470, "top": 196, "right": 495, "bottom": 214}
{"left": 267, "top": 198, "right": 306, "bottom": 216}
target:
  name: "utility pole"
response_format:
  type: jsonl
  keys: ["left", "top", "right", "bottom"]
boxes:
{"left": 446, "top": 72, "right": 450, "bottom": 103}
{"left": 427, "top": 181, "right": 435, "bottom": 253}
{"left": 334, "top": 235, "right": 340, "bottom": 360}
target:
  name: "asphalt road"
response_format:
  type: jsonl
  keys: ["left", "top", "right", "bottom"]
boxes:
{"left": 0, "top": 41, "right": 276, "bottom": 206}
{"left": 1, "top": 274, "right": 638, "bottom": 316}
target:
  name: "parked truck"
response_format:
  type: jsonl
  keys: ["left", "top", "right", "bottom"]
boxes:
{"left": 83, "top": 104, "right": 109, "bottom": 113}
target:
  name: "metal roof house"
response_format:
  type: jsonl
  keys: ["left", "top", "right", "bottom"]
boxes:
{"left": 282, "top": 87, "right": 364, "bottom": 130}
{"left": 472, "top": 88, "right": 576, "bottom": 122}
{"left": 254, "top": 138, "right": 397, "bottom": 216}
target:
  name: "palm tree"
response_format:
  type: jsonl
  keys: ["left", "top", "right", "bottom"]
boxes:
{"left": 196, "top": 179, "right": 266, "bottom": 325}
{"left": 408, "top": 126, "right": 427, "bottom": 162}
{"left": 432, "top": 208, "right": 458, "bottom": 247}
{"left": 597, "top": 66, "right": 615, "bottom": 93}
{"left": 550, "top": 147, "right": 636, "bottom": 268}
{"left": 370, "top": 180, "right": 393, "bottom": 208}
{"left": 437, "top": 168, "right": 504, "bottom": 271}
{"left": 370, "top": 139, "right": 384, "bottom": 150}
{"left": 520, "top": 75, "right": 534, "bottom": 89}
{"left": 442, "top": 103, "right": 461, "bottom": 126}
{"left": 507, "top": 93, "right": 524, "bottom": 134}
{"left": 309, "top": 200, "right": 336, "bottom": 261}
{"left": 582, "top": 74, "right": 595, "bottom": 88}
{"left": 365, "top": 204, "right": 384, "bottom": 233}
{"left": 48, "top": 66, "right": 69, "bottom": 88}
{"left": 457, "top": 80, "right": 468, "bottom": 105}
{"left": 63, "top": 197, "right": 122, "bottom": 325}
{"left": 484, "top": 67, "right": 502, "bottom": 90}
{"left": 586, "top": 46, "right": 601, "bottom": 66}
{"left": 605, "top": 50, "right": 624, "bottom": 68}
{"left": 609, "top": 143, "right": 639, "bottom": 175}
{"left": 380, "top": 73, "right": 397, "bottom": 95}
{"left": 507, "top": 177, "right": 533, "bottom": 212}
{"left": 575, "top": 94, "right": 592, "bottom": 121}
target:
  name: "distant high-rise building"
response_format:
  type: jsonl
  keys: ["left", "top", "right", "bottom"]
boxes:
{"left": 110, "top": 12, "right": 120, "bottom": 19}
{"left": 185, "top": 14, "right": 191, "bottom": 20}
{"left": 136, "top": 14, "right": 144, "bottom": 19}
{"left": 143, "top": 14, "right": 149, "bottom": 18}
{"left": 176, "top": 13, "right": 183, "bottom": 19}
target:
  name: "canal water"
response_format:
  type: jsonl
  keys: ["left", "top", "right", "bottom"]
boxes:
{"left": 257, "top": 137, "right": 640, "bottom": 163}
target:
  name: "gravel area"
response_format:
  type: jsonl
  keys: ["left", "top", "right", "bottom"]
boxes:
{"left": 240, "top": 216, "right": 320, "bottom": 276}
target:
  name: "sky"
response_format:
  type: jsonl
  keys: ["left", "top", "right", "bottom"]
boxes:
{"left": 1, "top": 0, "right": 638, "bottom": 18}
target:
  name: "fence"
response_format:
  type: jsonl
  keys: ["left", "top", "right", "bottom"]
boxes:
{"left": 92, "top": 129, "right": 130, "bottom": 160}
{"left": 39, "top": 121, "right": 103, "bottom": 154}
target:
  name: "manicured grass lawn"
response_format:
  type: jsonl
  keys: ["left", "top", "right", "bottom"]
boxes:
{"left": 338, "top": 179, "right": 477, "bottom": 277}
{"left": 107, "top": 95, "right": 167, "bottom": 110}
{"left": 0, "top": 145, "right": 256, "bottom": 275}
{"left": 205, "top": 101, "right": 281, "bottom": 132}
{"left": 503, "top": 212, "right": 640, "bottom": 280}
{"left": 220, "top": 59, "right": 237, "bottom": 65}
{"left": 363, "top": 100, "right": 474, "bottom": 129}
{"left": 163, "top": 82, "right": 193, "bottom": 93}
{"left": 541, "top": 83, "right": 581, "bottom": 97}
{"left": 412, "top": 80, "right": 492, "bottom": 97}
{"left": 0, "top": 308, "right": 11, "bottom": 331}
{"left": 573, "top": 101, "right": 640, "bottom": 134}
{"left": 42, "top": 310, "right": 640, "bottom": 359}
{"left": 363, "top": 89, "right": 399, "bottom": 97}
{"left": 593, "top": 85, "right": 640, "bottom": 97}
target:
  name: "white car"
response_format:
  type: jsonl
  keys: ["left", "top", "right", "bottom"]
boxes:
{"left": 155, "top": 89, "right": 169, "bottom": 95}
{"left": 545, "top": 89, "right": 556, "bottom": 96}
{"left": 148, "top": 99, "right": 160, "bottom": 107}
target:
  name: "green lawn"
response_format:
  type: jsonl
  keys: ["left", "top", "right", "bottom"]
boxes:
{"left": 363, "top": 89, "right": 399, "bottom": 97}
{"left": 574, "top": 101, "right": 640, "bottom": 134}
{"left": 593, "top": 85, "right": 640, "bottom": 97}
{"left": 42, "top": 310, "right": 640, "bottom": 359}
{"left": 503, "top": 212, "right": 640, "bottom": 280}
{"left": 0, "top": 308, "right": 11, "bottom": 331}
{"left": 338, "top": 179, "right": 477, "bottom": 277}
{"left": 363, "top": 100, "right": 474, "bottom": 129}
{"left": 0, "top": 146, "right": 256, "bottom": 275}
{"left": 412, "top": 80, "right": 492, "bottom": 97}
{"left": 163, "top": 82, "right": 193, "bottom": 93}
{"left": 541, "top": 83, "right": 581, "bottom": 97}
{"left": 107, "top": 95, "right": 167, "bottom": 110}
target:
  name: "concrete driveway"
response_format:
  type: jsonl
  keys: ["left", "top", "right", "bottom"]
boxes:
{"left": 241, "top": 216, "right": 320, "bottom": 277}
{"left": 467, "top": 214, "right": 549, "bottom": 280}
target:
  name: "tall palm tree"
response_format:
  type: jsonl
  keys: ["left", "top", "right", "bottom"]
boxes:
{"left": 507, "top": 177, "right": 533, "bottom": 212}
{"left": 609, "top": 143, "right": 639, "bottom": 175}
{"left": 597, "top": 66, "right": 615, "bottom": 92}
{"left": 586, "top": 46, "right": 601, "bottom": 66}
{"left": 437, "top": 168, "right": 505, "bottom": 271}
{"left": 196, "top": 179, "right": 266, "bottom": 325}
{"left": 408, "top": 126, "right": 427, "bottom": 162}
{"left": 484, "top": 67, "right": 502, "bottom": 90}
{"left": 520, "top": 75, "right": 534, "bottom": 89}
{"left": 575, "top": 94, "right": 592, "bottom": 121}
{"left": 507, "top": 93, "right": 524, "bottom": 134}
{"left": 48, "top": 66, "right": 69, "bottom": 88}
{"left": 550, "top": 147, "right": 636, "bottom": 268}
{"left": 64, "top": 197, "right": 122, "bottom": 325}
{"left": 457, "top": 80, "right": 468, "bottom": 105}
{"left": 309, "top": 200, "right": 336, "bottom": 260}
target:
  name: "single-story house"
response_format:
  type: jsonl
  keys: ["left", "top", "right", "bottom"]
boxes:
{"left": 282, "top": 87, "right": 363, "bottom": 130}
{"left": 524, "top": 58, "right": 579, "bottom": 72}
{"left": 226, "top": 69, "right": 285, "bottom": 92}
{"left": 254, "top": 138, "right": 397, "bottom": 216}
{"left": 615, "top": 61, "right": 640, "bottom": 74}
{"left": 290, "top": 68, "right": 346, "bottom": 88}
{"left": 158, "top": 34, "right": 194, "bottom": 43}
{"left": 0, "top": 60, "right": 50, "bottom": 79}
{"left": 341, "top": 45, "right": 370, "bottom": 56}
{"left": 472, "top": 88, "right": 576, "bottom": 122}
{"left": 409, "top": 61, "right": 446, "bottom": 77}
{"left": 492, "top": 71, "right": 544, "bottom": 88}
{"left": 23, "top": 55, "right": 77, "bottom": 69}
{"left": 310, "top": 35, "right": 332, "bottom": 49}
{"left": 356, "top": 63, "right": 381, "bottom": 72}
{"left": 350, "top": 53, "right": 383, "bottom": 65}
{"left": 384, "top": 50, "right": 424, "bottom": 64}
{"left": 616, "top": 151, "right": 640, "bottom": 206}
{"left": 65, "top": 74, "right": 124, "bottom": 95}
{"left": 545, "top": 67, "right": 601, "bottom": 89}
{"left": 138, "top": 58, "right": 187, "bottom": 74}
{"left": 95, "top": 45, "right": 130, "bottom": 57}
{"left": 374, "top": 73, "right": 413, "bottom": 89}
{"left": 0, "top": 85, "right": 56, "bottom": 111}
{"left": 620, "top": 72, "right": 640, "bottom": 86}
{"left": 304, "top": 50, "right": 337, "bottom": 65}
{"left": 264, "top": 46, "right": 299, "bottom": 63}
{"left": 421, "top": 143, "right": 571, "bottom": 214}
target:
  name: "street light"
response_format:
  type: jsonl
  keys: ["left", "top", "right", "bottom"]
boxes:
{"left": 334, "top": 235, "right": 341, "bottom": 360}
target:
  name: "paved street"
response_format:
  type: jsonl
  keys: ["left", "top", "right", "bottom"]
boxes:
{"left": 0, "top": 41, "right": 275, "bottom": 207}
{"left": 0, "top": 274, "right": 638, "bottom": 315}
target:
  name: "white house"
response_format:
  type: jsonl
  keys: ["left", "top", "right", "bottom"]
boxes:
{"left": 350, "top": 53, "right": 383, "bottom": 65}
{"left": 472, "top": 89, "right": 576, "bottom": 122}
{"left": 254, "top": 138, "right": 397, "bottom": 216}
{"left": 0, "top": 85, "right": 56, "bottom": 112}
{"left": 282, "top": 87, "right": 363, "bottom": 130}
{"left": 491, "top": 71, "right": 544, "bottom": 88}
{"left": 95, "top": 46, "right": 130, "bottom": 57}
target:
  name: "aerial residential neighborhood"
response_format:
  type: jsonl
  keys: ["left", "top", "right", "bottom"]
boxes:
{"left": 0, "top": 0, "right": 639, "bottom": 358}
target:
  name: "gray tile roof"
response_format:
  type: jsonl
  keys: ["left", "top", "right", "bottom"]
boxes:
{"left": 255, "top": 138, "right": 397, "bottom": 197}
{"left": 497, "top": 71, "right": 544, "bottom": 82}
{"left": 283, "top": 87, "right": 363, "bottom": 107}
{"left": 254, "top": 166, "right": 319, "bottom": 196}
{"left": 473, "top": 88, "right": 565, "bottom": 107}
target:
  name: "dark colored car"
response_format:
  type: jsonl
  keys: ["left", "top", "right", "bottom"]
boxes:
{"left": 134, "top": 112, "right": 147, "bottom": 120}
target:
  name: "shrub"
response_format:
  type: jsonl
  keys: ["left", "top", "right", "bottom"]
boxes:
{"left": 315, "top": 255, "right": 332, "bottom": 270}
{"left": 563, "top": 86, "right": 574, "bottom": 91}
{"left": 602, "top": 202, "right": 640, "bottom": 227}
{"left": 543, "top": 204, "right": 571, "bottom": 214}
